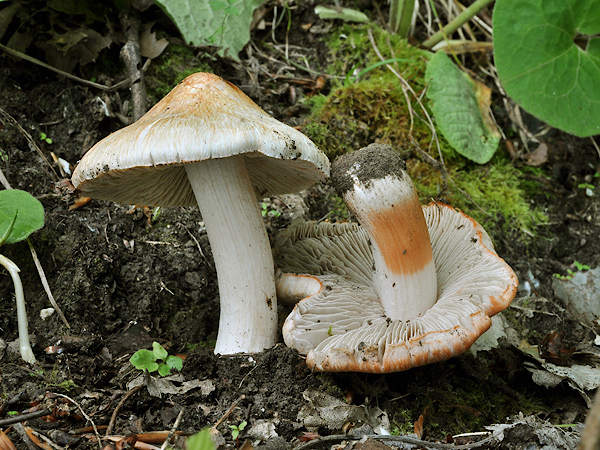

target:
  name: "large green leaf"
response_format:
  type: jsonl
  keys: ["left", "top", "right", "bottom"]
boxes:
{"left": 153, "top": 0, "right": 264, "bottom": 60}
{"left": 426, "top": 51, "right": 501, "bottom": 164}
{"left": 493, "top": 0, "right": 600, "bottom": 137}
{"left": 0, "top": 189, "right": 44, "bottom": 245}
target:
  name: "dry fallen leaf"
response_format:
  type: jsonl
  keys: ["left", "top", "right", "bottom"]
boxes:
{"left": 523, "top": 143, "right": 549, "bottom": 166}
{"left": 140, "top": 24, "right": 169, "bottom": 59}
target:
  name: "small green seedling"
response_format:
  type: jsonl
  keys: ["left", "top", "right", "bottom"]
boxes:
{"left": 230, "top": 421, "right": 247, "bottom": 440}
{"left": 39, "top": 132, "right": 52, "bottom": 144}
{"left": 260, "top": 202, "right": 281, "bottom": 219}
{"left": 578, "top": 183, "right": 595, "bottom": 190}
{"left": 0, "top": 189, "right": 45, "bottom": 364}
{"left": 553, "top": 261, "right": 591, "bottom": 281}
{"left": 130, "top": 341, "right": 183, "bottom": 377}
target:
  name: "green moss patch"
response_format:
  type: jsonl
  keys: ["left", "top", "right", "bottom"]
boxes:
{"left": 301, "top": 23, "right": 546, "bottom": 240}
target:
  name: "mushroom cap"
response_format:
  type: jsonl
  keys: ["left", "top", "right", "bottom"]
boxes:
{"left": 71, "top": 72, "right": 330, "bottom": 206}
{"left": 275, "top": 202, "right": 518, "bottom": 373}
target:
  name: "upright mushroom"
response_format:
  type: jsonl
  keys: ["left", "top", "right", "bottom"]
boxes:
{"left": 71, "top": 72, "right": 330, "bottom": 355}
{"left": 275, "top": 144, "right": 518, "bottom": 372}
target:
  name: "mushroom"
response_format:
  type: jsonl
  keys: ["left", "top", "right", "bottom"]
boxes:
{"left": 275, "top": 144, "right": 518, "bottom": 372}
{"left": 71, "top": 72, "right": 330, "bottom": 355}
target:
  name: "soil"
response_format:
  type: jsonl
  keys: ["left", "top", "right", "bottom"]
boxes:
{"left": 1, "top": 1, "right": 600, "bottom": 449}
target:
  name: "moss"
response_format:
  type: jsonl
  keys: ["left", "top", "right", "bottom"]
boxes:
{"left": 409, "top": 156, "right": 548, "bottom": 237}
{"left": 145, "top": 45, "right": 212, "bottom": 103}
{"left": 300, "top": 22, "right": 546, "bottom": 240}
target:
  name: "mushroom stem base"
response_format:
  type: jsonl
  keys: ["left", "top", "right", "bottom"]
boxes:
{"left": 185, "top": 157, "right": 277, "bottom": 355}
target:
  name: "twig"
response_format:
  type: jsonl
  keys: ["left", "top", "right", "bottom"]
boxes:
{"left": 119, "top": 13, "right": 147, "bottom": 122}
{"left": 294, "top": 432, "right": 498, "bottom": 450}
{"left": 212, "top": 394, "right": 246, "bottom": 430}
{"left": 52, "top": 392, "right": 103, "bottom": 449}
{"left": 27, "top": 428, "right": 63, "bottom": 450}
{"left": 422, "top": 0, "right": 495, "bottom": 49}
{"left": 160, "top": 407, "right": 186, "bottom": 450}
{"left": 0, "top": 108, "right": 59, "bottom": 182}
{"left": 105, "top": 384, "right": 144, "bottom": 436}
{"left": 12, "top": 423, "right": 37, "bottom": 450}
{"left": 0, "top": 408, "right": 52, "bottom": 427}
{"left": 0, "top": 43, "right": 132, "bottom": 91}
{"left": 27, "top": 237, "right": 70, "bottom": 328}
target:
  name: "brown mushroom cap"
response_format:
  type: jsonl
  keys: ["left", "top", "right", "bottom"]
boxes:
{"left": 72, "top": 72, "right": 329, "bottom": 205}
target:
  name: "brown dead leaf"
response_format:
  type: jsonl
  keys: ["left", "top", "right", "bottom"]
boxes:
{"left": 44, "top": 27, "right": 112, "bottom": 72}
{"left": 473, "top": 78, "right": 501, "bottom": 142}
{"left": 523, "top": 143, "right": 548, "bottom": 166}
{"left": 140, "top": 25, "right": 168, "bottom": 59}
{"left": 413, "top": 414, "right": 424, "bottom": 439}
{"left": 0, "top": 430, "right": 17, "bottom": 450}
{"left": 24, "top": 427, "right": 52, "bottom": 450}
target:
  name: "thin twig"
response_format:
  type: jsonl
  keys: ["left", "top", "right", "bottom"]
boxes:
{"left": 27, "top": 428, "right": 63, "bottom": 450}
{"left": 119, "top": 13, "right": 147, "bottom": 121}
{"left": 212, "top": 394, "right": 246, "bottom": 430}
{"left": 12, "top": 423, "right": 37, "bottom": 450}
{"left": 160, "top": 407, "right": 186, "bottom": 450}
{"left": 27, "top": 237, "right": 70, "bottom": 328}
{"left": 294, "top": 432, "right": 498, "bottom": 450}
{"left": 105, "top": 384, "right": 144, "bottom": 436}
{"left": 0, "top": 43, "right": 132, "bottom": 91}
{"left": 0, "top": 107, "right": 59, "bottom": 182}
{"left": 422, "top": 0, "right": 495, "bottom": 49}
{"left": 52, "top": 392, "right": 103, "bottom": 449}
{"left": 0, "top": 409, "right": 52, "bottom": 427}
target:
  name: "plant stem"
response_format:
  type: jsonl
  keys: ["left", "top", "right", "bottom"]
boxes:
{"left": 422, "top": 0, "right": 495, "bottom": 49}
{"left": 389, "top": 0, "right": 416, "bottom": 37}
{"left": 0, "top": 254, "right": 36, "bottom": 363}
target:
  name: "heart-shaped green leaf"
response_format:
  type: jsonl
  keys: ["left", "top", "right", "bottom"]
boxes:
{"left": 130, "top": 349, "right": 159, "bottom": 372}
{"left": 0, "top": 189, "right": 44, "bottom": 246}
{"left": 426, "top": 51, "right": 501, "bottom": 164}
{"left": 493, "top": 0, "right": 600, "bottom": 137}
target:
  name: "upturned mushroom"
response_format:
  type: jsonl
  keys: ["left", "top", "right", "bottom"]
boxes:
{"left": 71, "top": 72, "right": 330, "bottom": 355}
{"left": 275, "top": 144, "right": 518, "bottom": 372}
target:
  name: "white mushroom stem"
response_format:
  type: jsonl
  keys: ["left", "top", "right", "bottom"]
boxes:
{"left": 341, "top": 170, "right": 437, "bottom": 321}
{"left": 0, "top": 254, "right": 36, "bottom": 363}
{"left": 185, "top": 156, "right": 277, "bottom": 355}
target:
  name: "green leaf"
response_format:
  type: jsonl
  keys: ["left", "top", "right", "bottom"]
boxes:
{"left": 0, "top": 190, "right": 44, "bottom": 245}
{"left": 314, "top": 6, "right": 369, "bottom": 23}
{"left": 187, "top": 428, "right": 216, "bottom": 450}
{"left": 157, "top": 362, "right": 172, "bottom": 377}
{"left": 165, "top": 354, "right": 184, "bottom": 371}
{"left": 152, "top": 0, "right": 264, "bottom": 60}
{"left": 425, "top": 52, "right": 501, "bottom": 164}
{"left": 130, "top": 349, "right": 158, "bottom": 372}
{"left": 493, "top": 0, "right": 600, "bottom": 137}
{"left": 152, "top": 341, "right": 169, "bottom": 360}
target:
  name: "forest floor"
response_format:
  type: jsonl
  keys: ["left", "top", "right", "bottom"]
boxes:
{"left": 1, "top": 1, "right": 600, "bottom": 449}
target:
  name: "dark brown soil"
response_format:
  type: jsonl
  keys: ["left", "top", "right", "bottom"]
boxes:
{"left": 1, "top": 1, "right": 599, "bottom": 449}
